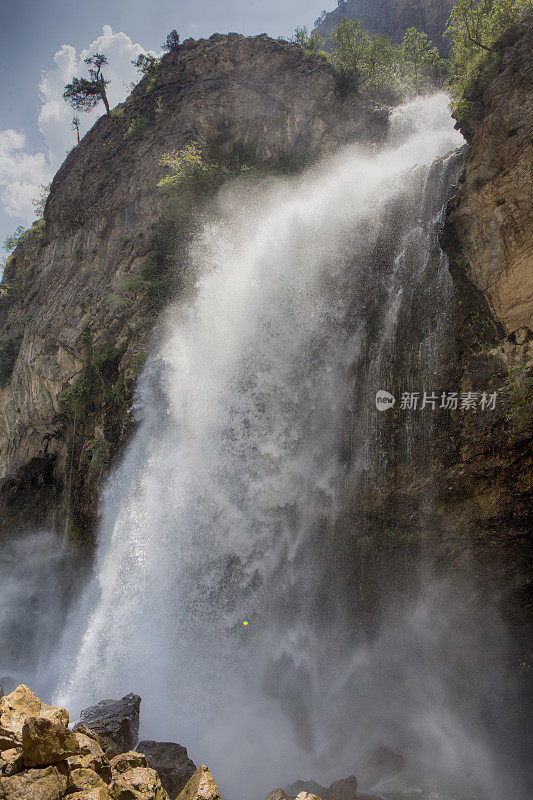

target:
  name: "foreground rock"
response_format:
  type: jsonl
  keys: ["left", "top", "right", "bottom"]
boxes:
{"left": 177, "top": 765, "right": 221, "bottom": 800}
{"left": 75, "top": 694, "right": 141, "bottom": 754}
{"left": 22, "top": 715, "right": 79, "bottom": 767}
{"left": 0, "top": 685, "right": 68, "bottom": 737}
{"left": 0, "top": 686, "right": 225, "bottom": 800}
{"left": 137, "top": 740, "right": 196, "bottom": 798}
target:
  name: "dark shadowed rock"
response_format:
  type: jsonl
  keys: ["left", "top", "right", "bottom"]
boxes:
{"left": 357, "top": 745, "right": 406, "bottom": 789}
{"left": 286, "top": 781, "right": 326, "bottom": 798}
{"left": 136, "top": 740, "right": 196, "bottom": 798}
{"left": 323, "top": 776, "right": 358, "bottom": 800}
{"left": 75, "top": 694, "right": 141, "bottom": 753}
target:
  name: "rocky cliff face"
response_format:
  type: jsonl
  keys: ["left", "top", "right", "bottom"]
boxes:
{"left": 439, "top": 18, "right": 533, "bottom": 632}
{"left": 315, "top": 0, "right": 453, "bottom": 52}
{"left": 0, "top": 34, "right": 387, "bottom": 540}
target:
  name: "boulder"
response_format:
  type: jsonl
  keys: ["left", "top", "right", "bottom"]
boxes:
{"left": 108, "top": 766, "right": 169, "bottom": 800}
{"left": 286, "top": 782, "right": 326, "bottom": 798}
{"left": 22, "top": 715, "right": 80, "bottom": 767}
{"left": 136, "top": 740, "right": 196, "bottom": 798}
{"left": 0, "top": 685, "right": 68, "bottom": 736}
{"left": 176, "top": 765, "right": 221, "bottom": 800}
{"left": 295, "top": 793, "right": 322, "bottom": 800}
{"left": 67, "top": 767, "right": 108, "bottom": 794}
{"left": 323, "top": 776, "right": 358, "bottom": 800}
{"left": 110, "top": 751, "right": 148, "bottom": 774}
{"left": 0, "top": 764, "right": 67, "bottom": 800}
{"left": 75, "top": 694, "right": 141, "bottom": 753}
{"left": 67, "top": 730, "right": 112, "bottom": 783}
{"left": 266, "top": 791, "right": 294, "bottom": 800}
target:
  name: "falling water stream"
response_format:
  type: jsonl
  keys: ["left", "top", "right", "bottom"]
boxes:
{"left": 1, "top": 95, "right": 529, "bottom": 800}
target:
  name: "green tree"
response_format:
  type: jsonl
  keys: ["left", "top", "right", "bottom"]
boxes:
{"left": 330, "top": 19, "right": 396, "bottom": 93}
{"left": 399, "top": 28, "right": 448, "bottom": 92}
{"left": 132, "top": 53, "right": 160, "bottom": 77}
{"left": 63, "top": 54, "right": 111, "bottom": 115}
{"left": 31, "top": 183, "right": 51, "bottom": 219}
{"left": 445, "top": 0, "right": 532, "bottom": 114}
{"left": 162, "top": 29, "right": 180, "bottom": 52}
{"left": 290, "top": 26, "right": 325, "bottom": 51}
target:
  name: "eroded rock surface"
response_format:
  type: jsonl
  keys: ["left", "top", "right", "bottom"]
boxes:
{"left": 136, "top": 741, "right": 196, "bottom": 798}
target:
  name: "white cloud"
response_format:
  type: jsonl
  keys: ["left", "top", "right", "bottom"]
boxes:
{"left": 0, "top": 26, "right": 151, "bottom": 230}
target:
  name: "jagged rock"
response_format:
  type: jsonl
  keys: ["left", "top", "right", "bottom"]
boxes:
{"left": 323, "top": 776, "right": 358, "bottom": 800}
{"left": 0, "top": 748, "right": 23, "bottom": 777}
{"left": 136, "top": 740, "right": 196, "bottom": 798}
{"left": 176, "top": 765, "right": 221, "bottom": 800}
{"left": 67, "top": 730, "right": 112, "bottom": 783}
{"left": 110, "top": 751, "right": 148, "bottom": 774}
{"left": 108, "top": 766, "right": 169, "bottom": 800}
{"left": 286, "top": 781, "right": 326, "bottom": 798}
{"left": 75, "top": 694, "right": 141, "bottom": 753}
{"left": 22, "top": 714, "right": 79, "bottom": 766}
{"left": 0, "top": 764, "right": 67, "bottom": 800}
{"left": 0, "top": 730, "right": 20, "bottom": 753}
{"left": 295, "top": 793, "right": 322, "bottom": 800}
{"left": 0, "top": 685, "right": 68, "bottom": 736}
{"left": 67, "top": 767, "right": 108, "bottom": 794}
{"left": 266, "top": 789, "right": 294, "bottom": 800}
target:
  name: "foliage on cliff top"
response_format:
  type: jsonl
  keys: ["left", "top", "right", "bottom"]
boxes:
{"left": 445, "top": 0, "right": 533, "bottom": 118}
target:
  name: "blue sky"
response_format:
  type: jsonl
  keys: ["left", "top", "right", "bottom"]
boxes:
{"left": 0, "top": 0, "right": 329, "bottom": 258}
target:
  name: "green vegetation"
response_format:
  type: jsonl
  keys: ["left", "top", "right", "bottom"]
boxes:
{"left": 445, "top": 0, "right": 532, "bottom": 118}
{"left": 294, "top": 0, "right": 531, "bottom": 110}
{"left": 63, "top": 53, "right": 111, "bottom": 115}
{"left": 157, "top": 142, "right": 225, "bottom": 193}
{"left": 162, "top": 29, "right": 180, "bottom": 52}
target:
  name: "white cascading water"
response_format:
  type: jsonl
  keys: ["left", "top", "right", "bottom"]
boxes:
{"left": 2, "top": 95, "right": 529, "bottom": 799}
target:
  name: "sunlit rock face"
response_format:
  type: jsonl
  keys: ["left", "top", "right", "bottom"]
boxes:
{"left": 0, "top": 33, "right": 387, "bottom": 538}
{"left": 314, "top": 0, "right": 454, "bottom": 53}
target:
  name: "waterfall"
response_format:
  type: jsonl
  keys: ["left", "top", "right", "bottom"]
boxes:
{"left": 3, "top": 94, "right": 527, "bottom": 799}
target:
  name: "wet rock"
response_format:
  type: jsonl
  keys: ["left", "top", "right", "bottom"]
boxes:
{"left": 67, "top": 730, "right": 112, "bottom": 783}
{"left": 177, "top": 765, "right": 221, "bottom": 800}
{"left": 75, "top": 694, "right": 141, "bottom": 753}
{"left": 108, "top": 766, "right": 169, "bottom": 800}
{"left": 286, "top": 781, "right": 326, "bottom": 798}
{"left": 67, "top": 767, "right": 108, "bottom": 794}
{"left": 136, "top": 740, "right": 196, "bottom": 798}
{"left": 0, "top": 685, "right": 68, "bottom": 736}
{"left": 22, "top": 714, "right": 79, "bottom": 766}
{"left": 0, "top": 764, "right": 67, "bottom": 800}
{"left": 323, "top": 776, "right": 358, "bottom": 800}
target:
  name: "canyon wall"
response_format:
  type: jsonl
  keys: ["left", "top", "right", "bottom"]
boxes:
{"left": 0, "top": 34, "right": 387, "bottom": 540}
